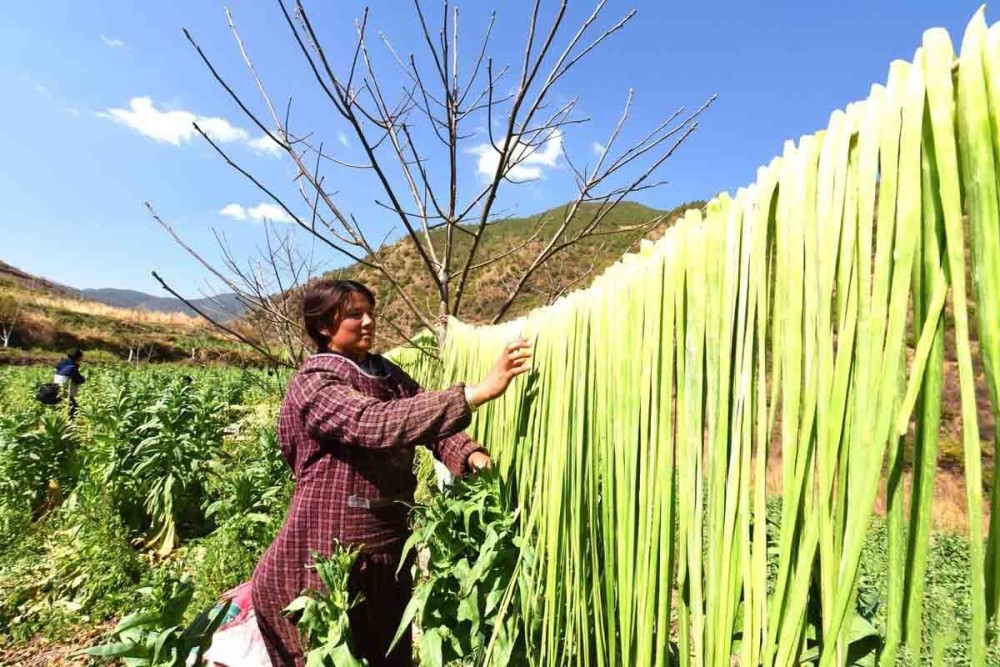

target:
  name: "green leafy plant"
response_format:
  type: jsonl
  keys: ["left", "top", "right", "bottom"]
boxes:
{"left": 98, "top": 376, "right": 229, "bottom": 554}
{"left": 392, "top": 469, "right": 534, "bottom": 667}
{"left": 205, "top": 426, "right": 287, "bottom": 529}
{"left": 0, "top": 487, "right": 145, "bottom": 642}
{"left": 284, "top": 543, "right": 368, "bottom": 667}
{"left": 0, "top": 408, "right": 77, "bottom": 518}
{"left": 85, "top": 574, "right": 230, "bottom": 667}
{"left": 185, "top": 424, "right": 288, "bottom": 613}
{"left": 0, "top": 365, "right": 279, "bottom": 648}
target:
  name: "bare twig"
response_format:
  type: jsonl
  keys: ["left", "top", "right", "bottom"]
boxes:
{"left": 151, "top": 271, "right": 292, "bottom": 367}
{"left": 164, "top": 0, "right": 712, "bottom": 356}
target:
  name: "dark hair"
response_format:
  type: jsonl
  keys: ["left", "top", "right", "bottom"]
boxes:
{"left": 68, "top": 348, "right": 83, "bottom": 361}
{"left": 303, "top": 279, "right": 376, "bottom": 351}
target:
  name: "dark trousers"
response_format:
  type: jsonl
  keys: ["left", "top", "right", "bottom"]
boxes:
{"left": 347, "top": 550, "right": 414, "bottom": 667}
{"left": 255, "top": 549, "right": 414, "bottom": 667}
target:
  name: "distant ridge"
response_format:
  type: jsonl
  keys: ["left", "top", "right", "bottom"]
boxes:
{"left": 0, "top": 260, "right": 244, "bottom": 320}
{"left": 78, "top": 288, "right": 245, "bottom": 321}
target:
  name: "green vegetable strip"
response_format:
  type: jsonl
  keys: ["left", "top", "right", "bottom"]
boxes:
{"left": 953, "top": 13, "right": 992, "bottom": 660}
{"left": 900, "top": 59, "right": 948, "bottom": 658}
{"left": 977, "top": 19, "right": 1000, "bottom": 626}
{"left": 823, "top": 56, "right": 923, "bottom": 667}
{"left": 402, "top": 12, "right": 1000, "bottom": 665}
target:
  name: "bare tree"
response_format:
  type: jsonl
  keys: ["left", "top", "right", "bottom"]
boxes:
{"left": 150, "top": 211, "right": 322, "bottom": 366}
{"left": 122, "top": 318, "right": 148, "bottom": 364}
{"left": 154, "top": 0, "right": 713, "bottom": 359}
{"left": 0, "top": 292, "right": 21, "bottom": 349}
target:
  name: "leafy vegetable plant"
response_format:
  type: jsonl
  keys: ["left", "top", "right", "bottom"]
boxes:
{"left": 392, "top": 469, "right": 534, "bottom": 667}
{"left": 284, "top": 542, "right": 368, "bottom": 667}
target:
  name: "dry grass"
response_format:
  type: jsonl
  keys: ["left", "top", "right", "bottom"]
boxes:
{"left": 0, "top": 620, "right": 113, "bottom": 666}
{"left": 28, "top": 293, "right": 205, "bottom": 328}
{"left": 0, "top": 282, "right": 242, "bottom": 362}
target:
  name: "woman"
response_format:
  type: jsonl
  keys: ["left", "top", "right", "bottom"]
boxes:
{"left": 252, "top": 279, "right": 531, "bottom": 666}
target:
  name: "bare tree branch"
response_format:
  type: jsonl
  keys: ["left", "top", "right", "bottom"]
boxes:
{"left": 216, "top": 7, "right": 438, "bottom": 334}
{"left": 163, "top": 0, "right": 712, "bottom": 359}
{"left": 151, "top": 270, "right": 293, "bottom": 367}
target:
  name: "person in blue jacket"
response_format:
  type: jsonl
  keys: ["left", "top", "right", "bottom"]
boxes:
{"left": 54, "top": 348, "right": 86, "bottom": 418}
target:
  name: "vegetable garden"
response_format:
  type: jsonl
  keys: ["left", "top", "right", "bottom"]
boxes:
{"left": 4, "top": 9, "right": 1000, "bottom": 667}
{"left": 0, "top": 365, "right": 292, "bottom": 664}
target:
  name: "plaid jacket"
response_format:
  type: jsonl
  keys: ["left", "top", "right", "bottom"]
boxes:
{"left": 252, "top": 353, "right": 483, "bottom": 654}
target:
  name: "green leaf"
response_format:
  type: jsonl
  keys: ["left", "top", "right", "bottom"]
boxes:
{"left": 330, "top": 641, "right": 367, "bottom": 667}
{"left": 417, "top": 628, "right": 444, "bottom": 667}
{"left": 457, "top": 584, "right": 481, "bottom": 626}
{"left": 283, "top": 596, "right": 310, "bottom": 616}
{"left": 389, "top": 582, "right": 431, "bottom": 653}
{"left": 84, "top": 641, "right": 146, "bottom": 658}
{"left": 113, "top": 610, "right": 163, "bottom": 634}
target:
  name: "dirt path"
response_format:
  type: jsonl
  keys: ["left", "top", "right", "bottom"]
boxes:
{"left": 0, "top": 622, "right": 113, "bottom": 666}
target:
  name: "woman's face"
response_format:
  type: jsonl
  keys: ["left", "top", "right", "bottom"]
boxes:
{"left": 322, "top": 293, "right": 376, "bottom": 358}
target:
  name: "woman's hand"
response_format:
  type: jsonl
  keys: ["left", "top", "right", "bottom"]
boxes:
{"left": 467, "top": 451, "right": 492, "bottom": 471}
{"left": 466, "top": 337, "right": 532, "bottom": 408}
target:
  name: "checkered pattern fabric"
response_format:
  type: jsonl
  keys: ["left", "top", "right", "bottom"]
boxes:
{"left": 252, "top": 353, "right": 483, "bottom": 666}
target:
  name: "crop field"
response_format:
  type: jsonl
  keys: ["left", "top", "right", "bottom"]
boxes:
{"left": 0, "top": 358, "right": 990, "bottom": 666}
{"left": 0, "top": 364, "right": 293, "bottom": 664}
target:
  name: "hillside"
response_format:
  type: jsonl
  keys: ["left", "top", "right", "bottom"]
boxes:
{"left": 0, "top": 260, "right": 244, "bottom": 320}
{"left": 325, "top": 200, "right": 703, "bottom": 338}
{"left": 0, "top": 260, "right": 75, "bottom": 296}
{"left": 0, "top": 264, "right": 248, "bottom": 364}
{"left": 78, "top": 287, "right": 245, "bottom": 320}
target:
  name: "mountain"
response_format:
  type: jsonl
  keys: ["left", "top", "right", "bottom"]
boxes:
{"left": 0, "top": 259, "right": 75, "bottom": 296}
{"left": 0, "top": 260, "right": 244, "bottom": 320}
{"left": 323, "top": 200, "right": 704, "bottom": 338}
{"left": 78, "top": 288, "right": 245, "bottom": 321}
{"left": 0, "top": 260, "right": 246, "bottom": 364}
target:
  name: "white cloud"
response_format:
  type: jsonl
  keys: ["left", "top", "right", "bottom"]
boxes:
{"left": 219, "top": 204, "right": 248, "bottom": 221}
{"left": 65, "top": 107, "right": 82, "bottom": 117}
{"left": 220, "top": 202, "right": 293, "bottom": 224}
{"left": 103, "top": 97, "right": 297, "bottom": 159}
{"left": 337, "top": 130, "right": 350, "bottom": 148}
{"left": 103, "top": 98, "right": 198, "bottom": 145}
{"left": 32, "top": 82, "right": 51, "bottom": 98}
{"left": 102, "top": 97, "right": 248, "bottom": 146}
{"left": 592, "top": 141, "right": 606, "bottom": 155}
{"left": 471, "top": 130, "right": 563, "bottom": 182}
{"left": 247, "top": 203, "right": 293, "bottom": 223}
{"left": 248, "top": 134, "right": 283, "bottom": 156}
{"left": 101, "top": 34, "right": 126, "bottom": 48}
{"left": 196, "top": 116, "right": 249, "bottom": 143}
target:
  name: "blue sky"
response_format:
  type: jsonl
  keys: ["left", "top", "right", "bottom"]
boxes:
{"left": 0, "top": 0, "right": 985, "bottom": 297}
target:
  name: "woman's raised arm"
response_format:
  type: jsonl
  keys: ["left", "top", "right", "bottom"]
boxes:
{"left": 300, "top": 372, "right": 472, "bottom": 449}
